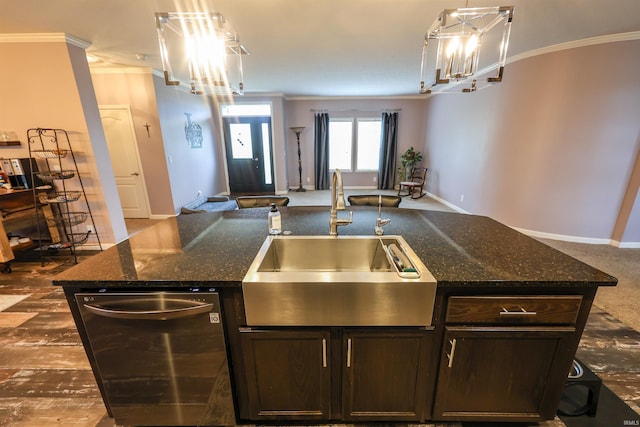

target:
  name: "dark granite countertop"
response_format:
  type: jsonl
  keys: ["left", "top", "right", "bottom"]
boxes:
{"left": 52, "top": 206, "right": 617, "bottom": 289}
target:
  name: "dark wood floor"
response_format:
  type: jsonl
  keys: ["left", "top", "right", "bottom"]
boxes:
{"left": 0, "top": 254, "right": 638, "bottom": 426}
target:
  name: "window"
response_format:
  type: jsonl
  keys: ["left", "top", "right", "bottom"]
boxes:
{"left": 329, "top": 118, "right": 382, "bottom": 171}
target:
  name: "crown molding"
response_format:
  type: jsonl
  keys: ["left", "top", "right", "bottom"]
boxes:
{"left": 508, "top": 31, "right": 640, "bottom": 65}
{"left": 0, "top": 32, "right": 91, "bottom": 49}
{"left": 284, "top": 94, "right": 426, "bottom": 101}
{"left": 90, "top": 66, "right": 153, "bottom": 75}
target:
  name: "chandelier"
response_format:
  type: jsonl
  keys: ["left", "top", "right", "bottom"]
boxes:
{"left": 420, "top": 6, "right": 514, "bottom": 94}
{"left": 155, "top": 11, "right": 248, "bottom": 95}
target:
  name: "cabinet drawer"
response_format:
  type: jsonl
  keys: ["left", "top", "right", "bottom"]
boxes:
{"left": 445, "top": 296, "right": 582, "bottom": 325}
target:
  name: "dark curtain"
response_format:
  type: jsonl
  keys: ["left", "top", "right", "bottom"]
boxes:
{"left": 314, "top": 112, "right": 330, "bottom": 190}
{"left": 378, "top": 111, "right": 398, "bottom": 190}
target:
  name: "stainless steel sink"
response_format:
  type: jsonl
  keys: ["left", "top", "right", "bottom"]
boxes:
{"left": 242, "top": 235, "right": 436, "bottom": 326}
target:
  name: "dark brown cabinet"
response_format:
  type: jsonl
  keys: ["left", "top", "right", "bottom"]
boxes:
{"left": 239, "top": 328, "right": 331, "bottom": 420}
{"left": 432, "top": 295, "right": 582, "bottom": 422}
{"left": 342, "top": 329, "right": 432, "bottom": 421}
{"left": 239, "top": 328, "right": 433, "bottom": 422}
{"left": 433, "top": 326, "right": 574, "bottom": 421}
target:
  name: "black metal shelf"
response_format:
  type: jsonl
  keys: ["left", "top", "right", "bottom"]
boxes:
{"left": 27, "top": 128, "right": 102, "bottom": 264}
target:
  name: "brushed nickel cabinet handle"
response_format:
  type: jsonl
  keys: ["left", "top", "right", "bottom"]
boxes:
{"left": 500, "top": 307, "right": 537, "bottom": 316}
{"left": 346, "top": 338, "right": 352, "bottom": 368}
{"left": 322, "top": 338, "right": 327, "bottom": 368}
{"left": 447, "top": 338, "right": 457, "bottom": 368}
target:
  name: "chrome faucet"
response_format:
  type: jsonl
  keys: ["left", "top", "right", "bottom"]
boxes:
{"left": 329, "top": 169, "right": 352, "bottom": 236}
{"left": 375, "top": 195, "right": 391, "bottom": 236}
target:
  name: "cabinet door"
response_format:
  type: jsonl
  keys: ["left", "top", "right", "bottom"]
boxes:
{"left": 433, "top": 326, "right": 574, "bottom": 422}
{"left": 342, "top": 329, "right": 432, "bottom": 421}
{"left": 240, "top": 329, "right": 331, "bottom": 420}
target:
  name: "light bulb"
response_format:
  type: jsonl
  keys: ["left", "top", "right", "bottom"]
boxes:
{"left": 465, "top": 35, "right": 478, "bottom": 56}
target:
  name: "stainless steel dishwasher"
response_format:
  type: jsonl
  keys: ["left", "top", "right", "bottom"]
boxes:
{"left": 75, "top": 291, "right": 235, "bottom": 426}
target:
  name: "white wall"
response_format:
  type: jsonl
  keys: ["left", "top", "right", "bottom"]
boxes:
{"left": 153, "top": 76, "right": 226, "bottom": 212}
{"left": 91, "top": 69, "right": 175, "bottom": 217}
{"left": 422, "top": 39, "right": 640, "bottom": 244}
{"left": 0, "top": 36, "right": 128, "bottom": 245}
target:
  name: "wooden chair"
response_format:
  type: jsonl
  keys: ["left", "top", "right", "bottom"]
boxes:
{"left": 235, "top": 195, "right": 290, "bottom": 209}
{"left": 397, "top": 167, "right": 427, "bottom": 199}
{"left": 347, "top": 195, "right": 401, "bottom": 207}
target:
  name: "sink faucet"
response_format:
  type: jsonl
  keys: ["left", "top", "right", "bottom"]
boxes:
{"left": 330, "top": 169, "right": 352, "bottom": 236}
{"left": 375, "top": 195, "right": 391, "bottom": 236}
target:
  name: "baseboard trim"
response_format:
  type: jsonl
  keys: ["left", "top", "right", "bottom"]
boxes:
{"left": 612, "top": 240, "right": 640, "bottom": 249}
{"left": 149, "top": 214, "right": 174, "bottom": 220}
{"left": 77, "top": 243, "right": 115, "bottom": 251}
{"left": 426, "top": 192, "right": 470, "bottom": 214}
{"left": 514, "top": 227, "right": 639, "bottom": 248}
{"left": 511, "top": 226, "right": 614, "bottom": 245}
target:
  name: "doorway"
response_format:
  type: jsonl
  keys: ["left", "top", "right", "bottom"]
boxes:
{"left": 223, "top": 116, "right": 275, "bottom": 194}
{"left": 99, "top": 106, "right": 151, "bottom": 218}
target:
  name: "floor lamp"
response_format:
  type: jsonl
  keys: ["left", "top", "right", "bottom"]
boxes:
{"left": 290, "top": 126, "right": 306, "bottom": 192}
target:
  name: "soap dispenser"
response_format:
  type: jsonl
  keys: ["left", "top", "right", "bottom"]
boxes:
{"left": 268, "top": 203, "right": 282, "bottom": 235}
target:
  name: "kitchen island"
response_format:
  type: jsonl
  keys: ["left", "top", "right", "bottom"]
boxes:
{"left": 53, "top": 206, "right": 617, "bottom": 425}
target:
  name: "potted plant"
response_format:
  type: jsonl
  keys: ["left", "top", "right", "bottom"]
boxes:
{"left": 398, "top": 146, "right": 423, "bottom": 181}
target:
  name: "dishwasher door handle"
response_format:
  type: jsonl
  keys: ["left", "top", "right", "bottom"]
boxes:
{"left": 82, "top": 301, "right": 214, "bottom": 320}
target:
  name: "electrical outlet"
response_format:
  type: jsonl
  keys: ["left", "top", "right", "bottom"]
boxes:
{"left": 373, "top": 176, "right": 377, "bottom": 182}
{"left": 306, "top": 177, "right": 310, "bottom": 183}
{"left": 87, "top": 225, "right": 94, "bottom": 234}
{"left": 460, "top": 194, "right": 465, "bottom": 202}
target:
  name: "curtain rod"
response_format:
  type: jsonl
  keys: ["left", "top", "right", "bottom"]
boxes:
{"left": 310, "top": 108, "right": 401, "bottom": 113}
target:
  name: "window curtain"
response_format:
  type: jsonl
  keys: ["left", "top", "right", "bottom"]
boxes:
{"left": 378, "top": 111, "right": 398, "bottom": 190}
{"left": 314, "top": 112, "right": 330, "bottom": 190}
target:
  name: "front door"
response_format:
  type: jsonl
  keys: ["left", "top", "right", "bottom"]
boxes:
{"left": 223, "top": 116, "right": 274, "bottom": 194}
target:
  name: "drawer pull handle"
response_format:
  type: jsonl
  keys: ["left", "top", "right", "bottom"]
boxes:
{"left": 500, "top": 307, "right": 537, "bottom": 316}
{"left": 447, "top": 338, "right": 457, "bottom": 368}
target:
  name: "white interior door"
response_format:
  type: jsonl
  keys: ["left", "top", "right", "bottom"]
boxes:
{"left": 99, "top": 106, "right": 150, "bottom": 218}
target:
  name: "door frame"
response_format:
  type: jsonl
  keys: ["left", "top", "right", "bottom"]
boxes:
{"left": 219, "top": 102, "right": 280, "bottom": 195}
{"left": 99, "top": 105, "right": 151, "bottom": 218}
{"left": 222, "top": 116, "right": 275, "bottom": 194}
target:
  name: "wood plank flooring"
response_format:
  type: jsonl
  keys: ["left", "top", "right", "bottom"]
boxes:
{"left": 0, "top": 255, "right": 637, "bottom": 426}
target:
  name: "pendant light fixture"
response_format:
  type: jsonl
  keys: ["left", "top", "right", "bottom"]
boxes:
{"left": 155, "top": 11, "right": 248, "bottom": 95}
{"left": 420, "top": 5, "right": 514, "bottom": 94}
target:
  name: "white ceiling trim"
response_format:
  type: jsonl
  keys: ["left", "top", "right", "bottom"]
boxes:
{"left": 284, "top": 94, "right": 428, "bottom": 101}
{"left": 90, "top": 67, "right": 153, "bottom": 75}
{"left": 508, "top": 31, "right": 640, "bottom": 65}
{"left": 0, "top": 32, "right": 91, "bottom": 49}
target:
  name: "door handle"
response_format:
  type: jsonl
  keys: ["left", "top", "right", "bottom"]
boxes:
{"left": 83, "top": 301, "right": 213, "bottom": 320}
{"left": 346, "top": 338, "right": 352, "bottom": 368}
{"left": 131, "top": 172, "right": 140, "bottom": 176}
{"left": 500, "top": 307, "right": 537, "bottom": 316}
{"left": 322, "top": 338, "right": 327, "bottom": 368}
{"left": 447, "top": 338, "right": 457, "bottom": 368}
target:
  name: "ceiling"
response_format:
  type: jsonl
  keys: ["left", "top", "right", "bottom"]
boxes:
{"left": 1, "top": 0, "right": 639, "bottom": 97}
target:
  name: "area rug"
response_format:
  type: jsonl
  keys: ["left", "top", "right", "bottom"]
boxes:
{"left": 0, "top": 294, "right": 30, "bottom": 312}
